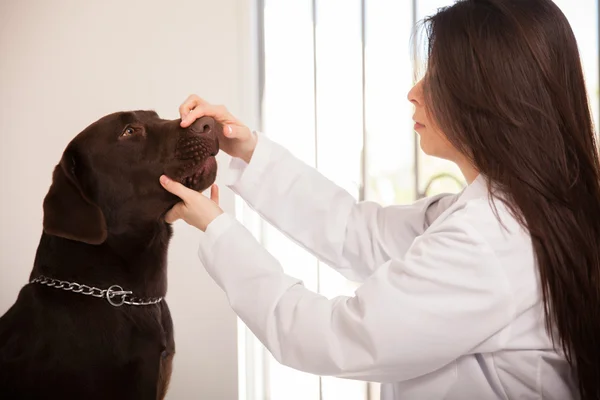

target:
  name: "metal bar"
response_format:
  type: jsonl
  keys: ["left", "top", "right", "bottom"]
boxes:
{"left": 257, "top": 0, "right": 266, "bottom": 134}
{"left": 313, "top": 0, "right": 319, "bottom": 174}
{"left": 312, "top": 0, "right": 321, "bottom": 303}
{"left": 312, "top": 1, "right": 323, "bottom": 399}
{"left": 412, "top": 0, "right": 420, "bottom": 200}
{"left": 255, "top": 4, "right": 270, "bottom": 399}
{"left": 359, "top": 0, "right": 367, "bottom": 203}
{"left": 256, "top": 0, "right": 267, "bottom": 246}
{"left": 361, "top": 1, "right": 371, "bottom": 399}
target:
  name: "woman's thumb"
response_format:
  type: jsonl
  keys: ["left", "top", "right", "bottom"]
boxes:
{"left": 225, "top": 124, "right": 254, "bottom": 143}
{"left": 160, "top": 175, "right": 190, "bottom": 200}
{"left": 223, "top": 125, "right": 236, "bottom": 138}
{"left": 223, "top": 124, "right": 249, "bottom": 139}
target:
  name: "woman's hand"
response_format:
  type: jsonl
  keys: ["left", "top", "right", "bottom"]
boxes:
{"left": 159, "top": 175, "right": 223, "bottom": 231}
{"left": 179, "top": 94, "right": 257, "bottom": 163}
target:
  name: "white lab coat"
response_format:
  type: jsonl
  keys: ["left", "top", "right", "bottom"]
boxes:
{"left": 197, "top": 132, "right": 579, "bottom": 399}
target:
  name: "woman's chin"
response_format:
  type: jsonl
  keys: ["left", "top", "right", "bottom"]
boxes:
{"left": 418, "top": 140, "right": 435, "bottom": 156}
{"left": 418, "top": 137, "right": 455, "bottom": 160}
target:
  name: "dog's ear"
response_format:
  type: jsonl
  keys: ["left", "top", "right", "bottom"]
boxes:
{"left": 42, "top": 147, "right": 107, "bottom": 245}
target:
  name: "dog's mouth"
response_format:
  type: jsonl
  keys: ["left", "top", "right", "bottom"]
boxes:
{"left": 171, "top": 133, "right": 219, "bottom": 191}
{"left": 180, "top": 156, "right": 218, "bottom": 190}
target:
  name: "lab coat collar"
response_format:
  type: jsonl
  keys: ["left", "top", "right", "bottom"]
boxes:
{"left": 455, "top": 173, "right": 490, "bottom": 205}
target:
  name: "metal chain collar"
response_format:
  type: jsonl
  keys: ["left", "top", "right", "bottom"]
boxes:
{"left": 30, "top": 275, "right": 163, "bottom": 307}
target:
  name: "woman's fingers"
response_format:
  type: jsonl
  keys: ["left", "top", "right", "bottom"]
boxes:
{"left": 179, "top": 95, "right": 206, "bottom": 121}
{"left": 159, "top": 175, "right": 224, "bottom": 231}
{"left": 179, "top": 96, "right": 234, "bottom": 129}
{"left": 180, "top": 105, "right": 211, "bottom": 128}
{"left": 164, "top": 202, "right": 184, "bottom": 224}
{"left": 210, "top": 184, "right": 220, "bottom": 205}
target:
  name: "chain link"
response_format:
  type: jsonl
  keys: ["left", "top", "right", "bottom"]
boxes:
{"left": 30, "top": 275, "right": 163, "bottom": 307}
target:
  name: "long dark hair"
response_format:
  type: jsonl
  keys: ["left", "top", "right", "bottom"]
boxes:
{"left": 419, "top": 0, "right": 600, "bottom": 398}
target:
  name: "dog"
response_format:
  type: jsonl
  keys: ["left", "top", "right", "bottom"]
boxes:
{"left": 0, "top": 110, "right": 220, "bottom": 399}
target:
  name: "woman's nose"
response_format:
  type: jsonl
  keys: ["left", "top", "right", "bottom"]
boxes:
{"left": 407, "top": 80, "right": 423, "bottom": 106}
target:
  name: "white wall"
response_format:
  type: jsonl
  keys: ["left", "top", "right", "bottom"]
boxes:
{"left": 0, "top": 0, "right": 258, "bottom": 398}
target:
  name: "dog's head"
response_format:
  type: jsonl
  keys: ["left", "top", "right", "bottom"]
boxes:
{"left": 42, "top": 110, "right": 220, "bottom": 245}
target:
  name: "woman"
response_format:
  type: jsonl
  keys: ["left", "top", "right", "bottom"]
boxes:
{"left": 160, "top": 0, "right": 600, "bottom": 398}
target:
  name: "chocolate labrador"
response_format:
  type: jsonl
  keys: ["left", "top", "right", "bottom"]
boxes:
{"left": 0, "top": 110, "right": 220, "bottom": 399}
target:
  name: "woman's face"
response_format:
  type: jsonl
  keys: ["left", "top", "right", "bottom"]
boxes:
{"left": 407, "top": 78, "right": 458, "bottom": 161}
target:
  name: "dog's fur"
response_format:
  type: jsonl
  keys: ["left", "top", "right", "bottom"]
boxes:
{"left": 0, "top": 110, "right": 220, "bottom": 399}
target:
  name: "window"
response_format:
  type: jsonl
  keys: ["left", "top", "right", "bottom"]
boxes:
{"left": 553, "top": 0, "right": 599, "bottom": 135}
{"left": 237, "top": 1, "right": 599, "bottom": 399}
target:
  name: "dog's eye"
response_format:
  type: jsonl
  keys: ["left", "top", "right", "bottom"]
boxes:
{"left": 121, "top": 127, "right": 135, "bottom": 137}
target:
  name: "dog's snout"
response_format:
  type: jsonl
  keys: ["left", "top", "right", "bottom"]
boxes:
{"left": 175, "top": 115, "right": 220, "bottom": 163}
{"left": 186, "top": 116, "right": 219, "bottom": 156}
{"left": 189, "top": 116, "right": 215, "bottom": 136}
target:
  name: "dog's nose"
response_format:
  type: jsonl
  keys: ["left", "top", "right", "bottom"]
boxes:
{"left": 189, "top": 116, "right": 215, "bottom": 136}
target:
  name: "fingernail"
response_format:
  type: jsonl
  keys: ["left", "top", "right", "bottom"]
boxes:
{"left": 160, "top": 175, "right": 170, "bottom": 185}
{"left": 226, "top": 125, "right": 233, "bottom": 135}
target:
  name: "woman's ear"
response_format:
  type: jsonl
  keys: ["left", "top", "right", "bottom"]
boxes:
{"left": 42, "top": 148, "right": 107, "bottom": 245}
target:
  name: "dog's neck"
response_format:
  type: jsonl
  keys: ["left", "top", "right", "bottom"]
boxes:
{"left": 31, "top": 222, "right": 173, "bottom": 297}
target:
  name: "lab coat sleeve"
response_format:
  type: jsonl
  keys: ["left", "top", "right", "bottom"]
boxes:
{"left": 198, "top": 210, "right": 515, "bottom": 383}
{"left": 224, "top": 132, "right": 458, "bottom": 282}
